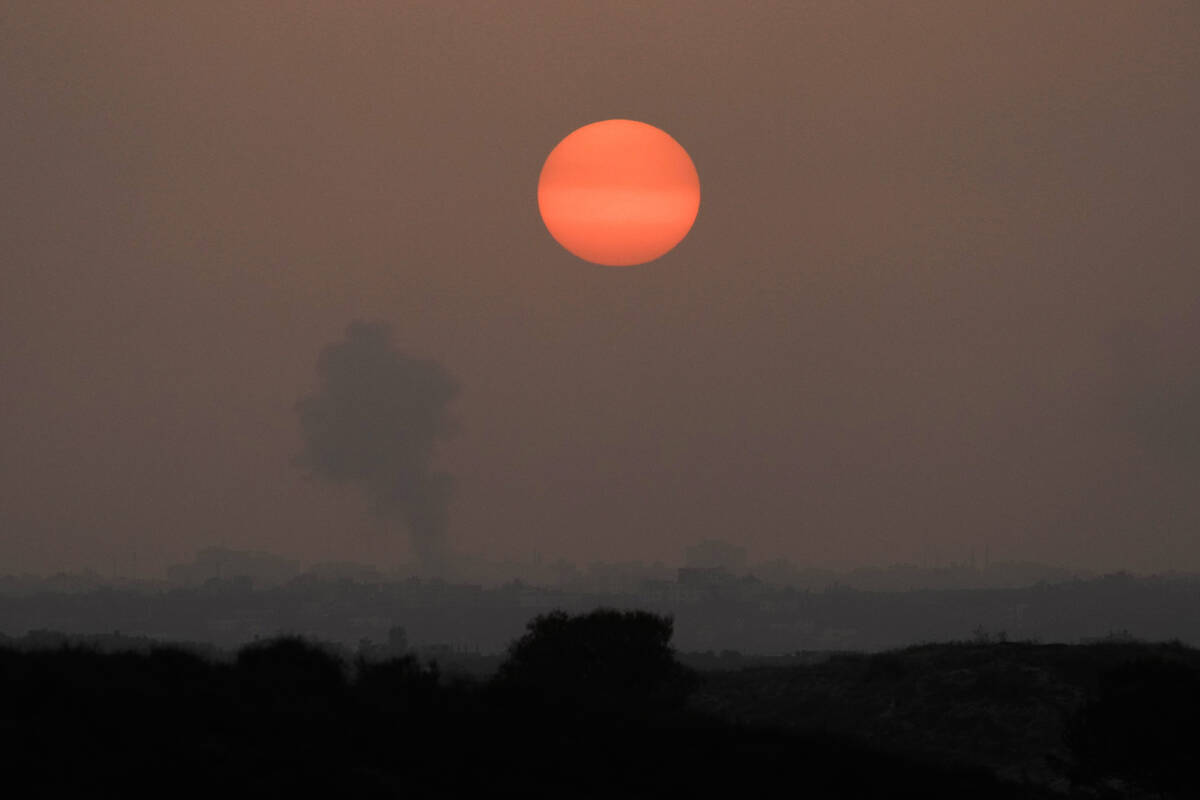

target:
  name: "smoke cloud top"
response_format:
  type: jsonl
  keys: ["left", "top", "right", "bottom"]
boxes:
{"left": 296, "top": 322, "right": 459, "bottom": 571}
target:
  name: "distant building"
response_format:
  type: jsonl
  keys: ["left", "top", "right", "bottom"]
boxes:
{"left": 305, "top": 561, "right": 385, "bottom": 583}
{"left": 677, "top": 567, "right": 737, "bottom": 589}
{"left": 387, "top": 625, "right": 409, "bottom": 654}
{"left": 684, "top": 540, "right": 748, "bottom": 572}
{"left": 166, "top": 547, "right": 299, "bottom": 589}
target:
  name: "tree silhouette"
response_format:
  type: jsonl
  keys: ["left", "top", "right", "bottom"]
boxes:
{"left": 493, "top": 608, "right": 697, "bottom": 718}
{"left": 235, "top": 636, "right": 346, "bottom": 714}
{"left": 354, "top": 653, "right": 442, "bottom": 715}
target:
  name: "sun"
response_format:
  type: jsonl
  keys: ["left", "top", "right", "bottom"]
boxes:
{"left": 537, "top": 119, "right": 700, "bottom": 266}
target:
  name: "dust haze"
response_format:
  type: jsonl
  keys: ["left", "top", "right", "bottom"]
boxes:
{"left": 1, "top": 3, "right": 1199, "bottom": 576}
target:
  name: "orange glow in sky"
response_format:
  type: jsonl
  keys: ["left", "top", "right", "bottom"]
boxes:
{"left": 537, "top": 119, "right": 700, "bottom": 266}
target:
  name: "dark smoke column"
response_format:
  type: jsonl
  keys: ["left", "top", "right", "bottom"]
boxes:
{"left": 296, "top": 322, "right": 459, "bottom": 574}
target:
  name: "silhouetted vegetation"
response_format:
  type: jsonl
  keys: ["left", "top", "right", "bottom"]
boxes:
{"left": 5, "top": 612, "right": 1198, "bottom": 797}
{"left": 493, "top": 609, "right": 697, "bottom": 718}
{"left": 696, "top": 637, "right": 1200, "bottom": 797}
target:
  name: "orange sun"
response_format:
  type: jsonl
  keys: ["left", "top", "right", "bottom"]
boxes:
{"left": 537, "top": 119, "right": 700, "bottom": 266}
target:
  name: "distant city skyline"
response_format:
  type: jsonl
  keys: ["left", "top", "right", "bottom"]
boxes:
{"left": 1, "top": 541, "right": 1102, "bottom": 592}
{"left": 0, "top": 550, "right": 1191, "bottom": 656}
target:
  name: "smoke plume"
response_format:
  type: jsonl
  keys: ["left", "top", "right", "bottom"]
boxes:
{"left": 296, "top": 322, "right": 459, "bottom": 571}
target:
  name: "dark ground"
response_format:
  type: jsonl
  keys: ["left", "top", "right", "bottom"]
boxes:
{"left": 2, "top": 612, "right": 1196, "bottom": 798}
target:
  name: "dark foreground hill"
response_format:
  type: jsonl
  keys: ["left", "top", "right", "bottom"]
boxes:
{"left": 696, "top": 637, "right": 1200, "bottom": 797}
{"left": 2, "top": 612, "right": 1196, "bottom": 798}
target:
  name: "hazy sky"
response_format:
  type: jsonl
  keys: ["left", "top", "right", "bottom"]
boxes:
{"left": 3, "top": 2, "right": 1199, "bottom": 575}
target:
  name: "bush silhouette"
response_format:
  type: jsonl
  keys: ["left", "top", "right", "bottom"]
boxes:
{"left": 0, "top": 629, "right": 1081, "bottom": 797}
{"left": 235, "top": 636, "right": 346, "bottom": 713}
{"left": 493, "top": 608, "right": 696, "bottom": 717}
{"left": 354, "top": 653, "right": 443, "bottom": 715}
